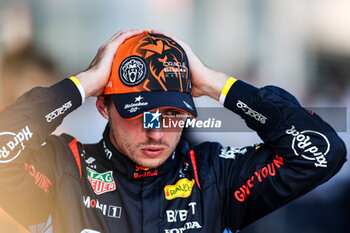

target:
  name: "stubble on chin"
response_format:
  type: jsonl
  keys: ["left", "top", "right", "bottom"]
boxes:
{"left": 111, "top": 131, "right": 181, "bottom": 168}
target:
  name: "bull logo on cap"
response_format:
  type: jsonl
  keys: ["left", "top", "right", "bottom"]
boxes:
{"left": 119, "top": 56, "right": 147, "bottom": 86}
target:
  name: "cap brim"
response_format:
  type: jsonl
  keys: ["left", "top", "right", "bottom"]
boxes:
{"left": 111, "top": 92, "right": 197, "bottom": 119}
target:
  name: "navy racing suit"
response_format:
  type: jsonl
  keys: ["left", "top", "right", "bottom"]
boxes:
{"left": 0, "top": 78, "right": 346, "bottom": 233}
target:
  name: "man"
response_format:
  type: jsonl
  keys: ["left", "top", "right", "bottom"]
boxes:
{"left": 0, "top": 29, "right": 346, "bottom": 233}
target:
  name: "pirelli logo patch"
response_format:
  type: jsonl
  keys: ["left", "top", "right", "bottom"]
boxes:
{"left": 164, "top": 178, "right": 195, "bottom": 200}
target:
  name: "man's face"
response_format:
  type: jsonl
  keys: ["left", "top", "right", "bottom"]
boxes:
{"left": 106, "top": 103, "right": 186, "bottom": 168}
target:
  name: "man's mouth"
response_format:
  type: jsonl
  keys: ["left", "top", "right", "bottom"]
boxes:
{"left": 140, "top": 146, "right": 165, "bottom": 158}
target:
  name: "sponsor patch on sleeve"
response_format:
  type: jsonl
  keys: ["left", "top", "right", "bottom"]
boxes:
{"left": 0, "top": 126, "right": 33, "bottom": 163}
{"left": 286, "top": 125, "right": 329, "bottom": 168}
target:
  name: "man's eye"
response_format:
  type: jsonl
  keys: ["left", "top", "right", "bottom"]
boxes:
{"left": 165, "top": 110, "right": 180, "bottom": 116}
{"left": 165, "top": 111, "right": 176, "bottom": 116}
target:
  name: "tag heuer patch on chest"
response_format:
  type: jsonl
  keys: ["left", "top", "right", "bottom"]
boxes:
{"left": 86, "top": 167, "right": 116, "bottom": 195}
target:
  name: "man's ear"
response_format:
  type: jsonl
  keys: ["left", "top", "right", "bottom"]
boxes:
{"left": 96, "top": 96, "right": 109, "bottom": 120}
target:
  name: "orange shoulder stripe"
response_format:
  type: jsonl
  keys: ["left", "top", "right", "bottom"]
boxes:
{"left": 69, "top": 138, "right": 82, "bottom": 179}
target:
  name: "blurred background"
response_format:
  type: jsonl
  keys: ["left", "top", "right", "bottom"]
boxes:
{"left": 0, "top": 0, "right": 349, "bottom": 232}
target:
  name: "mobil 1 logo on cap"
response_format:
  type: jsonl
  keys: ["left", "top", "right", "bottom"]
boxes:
{"left": 119, "top": 56, "right": 147, "bottom": 86}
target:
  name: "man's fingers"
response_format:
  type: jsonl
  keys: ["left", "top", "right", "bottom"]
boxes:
{"left": 102, "top": 29, "right": 143, "bottom": 59}
{"left": 108, "top": 29, "right": 143, "bottom": 46}
{"left": 98, "top": 29, "right": 143, "bottom": 57}
{"left": 109, "top": 29, "right": 140, "bottom": 41}
{"left": 151, "top": 29, "right": 189, "bottom": 50}
{"left": 151, "top": 29, "right": 178, "bottom": 40}
{"left": 91, "top": 29, "right": 143, "bottom": 69}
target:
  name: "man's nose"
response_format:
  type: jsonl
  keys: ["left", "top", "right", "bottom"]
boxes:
{"left": 146, "top": 128, "right": 164, "bottom": 141}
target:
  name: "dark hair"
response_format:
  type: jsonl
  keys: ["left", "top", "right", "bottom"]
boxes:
{"left": 102, "top": 95, "right": 113, "bottom": 107}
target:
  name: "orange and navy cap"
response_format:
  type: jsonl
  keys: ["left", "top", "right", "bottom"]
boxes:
{"left": 104, "top": 31, "right": 197, "bottom": 119}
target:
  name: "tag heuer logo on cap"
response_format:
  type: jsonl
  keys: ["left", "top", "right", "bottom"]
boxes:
{"left": 119, "top": 56, "right": 147, "bottom": 86}
{"left": 87, "top": 167, "right": 116, "bottom": 195}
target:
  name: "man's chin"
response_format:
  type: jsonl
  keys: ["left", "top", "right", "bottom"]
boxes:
{"left": 134, "top": 149, "right": 173, "bottom": 168}
{"left": 137, "top": 158, "right": 166, "bottom": 169}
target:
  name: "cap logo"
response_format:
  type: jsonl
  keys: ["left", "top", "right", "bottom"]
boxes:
{"left": 119, "top": 56, "right": 147, "bottom": 86}
{"left": 183, "top": 101, "right": 193, "bottom": 110}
